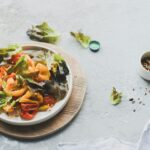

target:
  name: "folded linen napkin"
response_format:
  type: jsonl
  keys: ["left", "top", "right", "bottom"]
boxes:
{"left": 58, "top": 121, "right": 150, "bottom": 150}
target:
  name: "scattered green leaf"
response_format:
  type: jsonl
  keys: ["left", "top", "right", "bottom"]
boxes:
{"left": 70, "top": 31, "right": 91, "bottom": 48}
{"left": 27, "top": 22, "right": 60, "bottom": 44}
{"left": 110, "top": 87, "right": 122, "bottom": 105}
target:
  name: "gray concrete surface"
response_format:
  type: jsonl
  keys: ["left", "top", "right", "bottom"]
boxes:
{"left": 0, "top": 0, "right": 150, "bottom": 149}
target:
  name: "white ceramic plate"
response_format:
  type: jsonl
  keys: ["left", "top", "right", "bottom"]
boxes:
{"left": 0, "top": 43, "right": 73, "bottom": 126}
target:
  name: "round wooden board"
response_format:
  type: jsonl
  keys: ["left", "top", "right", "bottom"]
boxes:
{"left": 0, "top": 42, "right": 87, "bottom": 139}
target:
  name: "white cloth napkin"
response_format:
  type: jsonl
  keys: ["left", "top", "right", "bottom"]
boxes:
{"left": 58, "top": 121, "right": 150, "bottom": 150}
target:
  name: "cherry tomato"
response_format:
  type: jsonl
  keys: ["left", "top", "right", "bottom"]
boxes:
{"left": 21, "top": 103, "right": 39, "bottom": 112}
{"left": 43, "top": 95, "right": 57, "bottom": 106}
{"left": 20, "top": 110, "right": 37, "bottom": 120}
{"left": 10, "top": 53, "right": 24, "bottom": 64}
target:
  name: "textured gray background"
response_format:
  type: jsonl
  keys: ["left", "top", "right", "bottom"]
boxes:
{"left": 0, "top": 0, "right": 150, "bottom": 149}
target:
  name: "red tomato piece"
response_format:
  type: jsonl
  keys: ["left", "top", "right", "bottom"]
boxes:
{"left": 21, "top": 103, "right": 39, "bottom": 112}
{"left": 43, "top": 95, "right": 57, "bottom": 106}
{"left": 20, "top": 110, "right": 37, "bottom": 120}
{"left": 10, "top": 53, "right": 24, "bottom": 64}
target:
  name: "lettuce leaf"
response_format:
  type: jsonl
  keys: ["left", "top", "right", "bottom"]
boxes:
{"left": 27, "top": 22, "right": 60, "bottom": 44}
{"left": 7, "top": 56, "right": 28, "bottom": 74}
{"left": 70, "top": 31, "right": 91, "bottom": 48}
{"left": 53, "top": 54, "right": 64, "bottom": 63}
{"left": 0, "top": 95, "right": 12, "bottom": 108}
{"left": 110, "top": 87, "right": 122, "bottom": 105}
{"left": 0, "top": 44, "right": 22, "bottom": 56}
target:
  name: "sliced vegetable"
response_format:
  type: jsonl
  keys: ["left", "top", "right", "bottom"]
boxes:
{"left": 43, "top": 95, "right": 57, "bottom": 106}
{"left": 110, "top": 87, "right": 122, "bottom": 105}
{"left": 20, "top": 110, "right": 37, "bottom": 120}
{"left": 27, "top": 22, "right": 60, "bottom": 44}
{"left": 21, "top": 103, "right": 39, "bottom": 112}
{"left": 19, "top": 99, "right": 39, "bottom": 104}
{"left": 70, "top": 31, "right": 91, "bottom": 48}
{"left": 39, "top": 104, "right": 50, "bottom": 111}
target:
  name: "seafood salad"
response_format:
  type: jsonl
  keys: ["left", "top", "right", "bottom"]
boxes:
{"left": 0, "top": 44, "right": 69, "bottom": 120}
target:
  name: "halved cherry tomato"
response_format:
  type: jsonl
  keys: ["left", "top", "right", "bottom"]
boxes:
{"left": 20, "top": 110, "right": 37, "bottom": 120}
{"left": 43, "top": 95, "right": 57, "bottom": 106}
{"left": 10, "top": 53, "right": 24, "bottom": 64}
{"left": 21, "top": 103, "right": 39, "bottom": 112}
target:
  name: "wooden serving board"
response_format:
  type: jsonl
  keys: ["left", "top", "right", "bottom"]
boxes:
{"left": 0, "top": 42, "right": 87, "bottom": 139}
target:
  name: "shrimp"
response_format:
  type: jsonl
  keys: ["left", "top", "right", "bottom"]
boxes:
{"left": 4, "top": 75, "right": 27, "bottom": 97}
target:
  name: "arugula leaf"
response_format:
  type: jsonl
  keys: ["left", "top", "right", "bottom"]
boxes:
{"left": 7, "top": 56, "right": 28, "bottom": 74}
{"left": 110, "top": 87, "right": 122, "bottom": 105}
{"left": 70, "top": 31, "right": 91, "bottom": 48}
{"left": 27, "top": 22, "right": 60, "bottom": 44}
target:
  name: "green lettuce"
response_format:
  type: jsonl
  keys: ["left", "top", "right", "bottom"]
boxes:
{"left": 70, "top": 31, "right": 91, "bottom": 48}
{"left": 0, "top": 44, "right": 22, "bottom": 56}
{"left": 110, "top": 87, "right": 122, "bottom": 105}
{"left": 27, "top": 22, "right": 60, "bottom": 44}
{"left": 7, "top": 56, "right": 28, "bottom": 74}
{"left": 0, "top": 92, "right": 12, "bottom": 108}
{"left": 53, "top": 54, "right": 64, "bottom": 63}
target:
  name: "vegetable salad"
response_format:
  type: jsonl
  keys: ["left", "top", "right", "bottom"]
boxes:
{"left": 0, "top": 45, "right": 69, "bottom": 120}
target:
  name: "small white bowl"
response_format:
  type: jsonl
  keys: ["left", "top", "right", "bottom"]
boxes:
{"left": 138, "top": 51, "right": 150, "bottom": 81}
